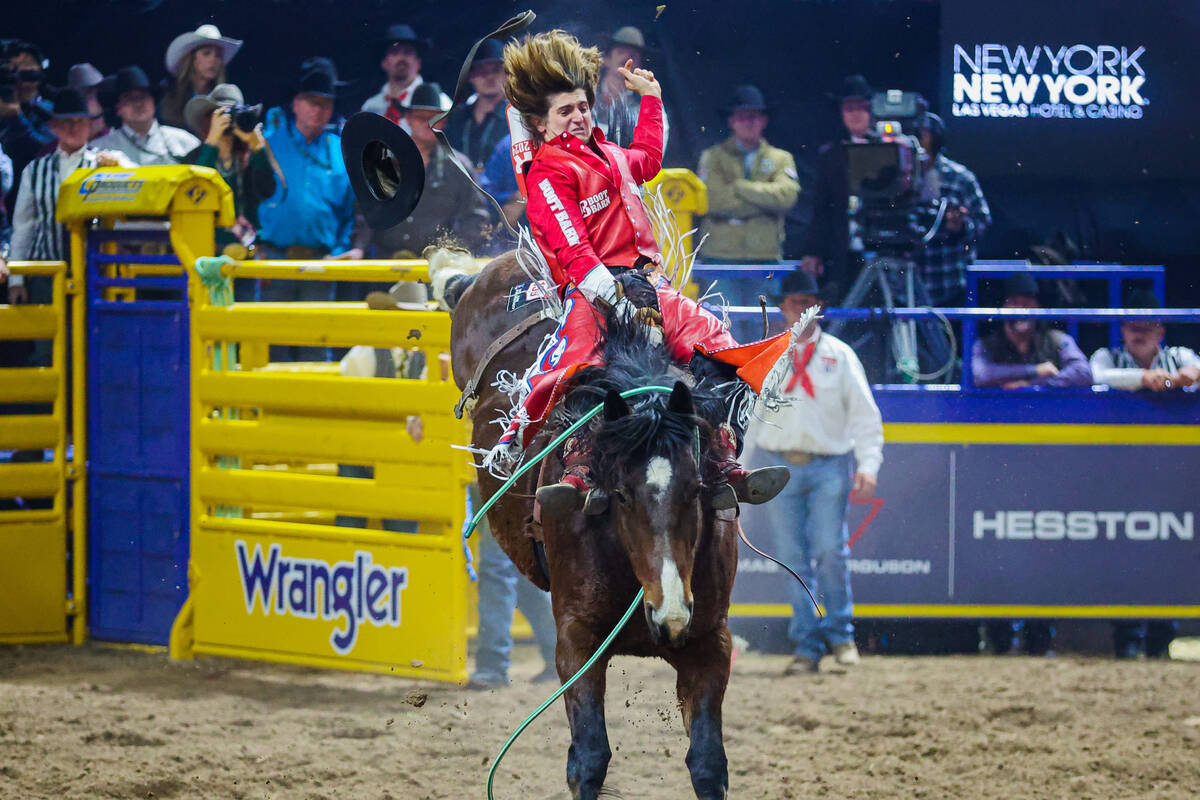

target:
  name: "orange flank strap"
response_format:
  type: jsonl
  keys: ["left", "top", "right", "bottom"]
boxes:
{"left": 695, "top": 331, "right": 791, "bottom": 394}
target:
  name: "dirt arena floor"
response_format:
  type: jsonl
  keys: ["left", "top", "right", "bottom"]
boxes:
{"left": 1, "top": 642, "right": 1197, "bottom": 800}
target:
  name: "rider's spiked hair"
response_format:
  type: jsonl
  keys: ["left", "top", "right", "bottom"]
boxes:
{"left": 503, "top": 30, "right": 601, "bottom": 140}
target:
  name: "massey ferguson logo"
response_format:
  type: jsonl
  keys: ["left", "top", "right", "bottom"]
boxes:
{"left": 236, "top": 541, "right": 409, "bottom": 655}
{"left": 973, "top": 511, "right": 1193, "bottom": 541}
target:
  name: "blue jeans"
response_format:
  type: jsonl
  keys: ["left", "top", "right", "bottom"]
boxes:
{"left": 471, "top": 485, "right": 557, "bottom": 682}
{"left": 753, "top": 448, "right": 855, "bottom": 660}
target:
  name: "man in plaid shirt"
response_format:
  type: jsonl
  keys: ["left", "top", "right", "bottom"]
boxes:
{"left": 915, "top": 113, "right": 990, "bottom": 306}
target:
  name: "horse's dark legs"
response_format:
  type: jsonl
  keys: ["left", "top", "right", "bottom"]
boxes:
{"left": 674, "top": 628, "right": 732, "bottom": 799}
{"left": 558, "top": 624, "right": 612, "bottom": 800}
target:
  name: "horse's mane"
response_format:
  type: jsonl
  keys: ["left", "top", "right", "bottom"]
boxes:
{"left": 553, "top": 314, "right": 732, "bottom": 490}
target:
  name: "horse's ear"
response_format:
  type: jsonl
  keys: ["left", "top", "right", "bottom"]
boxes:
{"left": 604, "top": 389, "right": 631, "bottom": 421}
{"left": 667, "top": 380, "right": 694, "bottom": 416}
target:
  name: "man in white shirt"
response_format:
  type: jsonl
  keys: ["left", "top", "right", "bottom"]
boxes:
{"left": 748, "top": 270, "right": 883, "bottom": 674}
{"left": 92, "top": 66, "right": 198, "bottom": 166}
{"left": 1090, "top": 289, "right": 1200, "bottom": 392}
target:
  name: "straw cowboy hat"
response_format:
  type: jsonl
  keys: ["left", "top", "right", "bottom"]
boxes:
{"left": 165, "top": 24, "right": 243, "bottom": 74}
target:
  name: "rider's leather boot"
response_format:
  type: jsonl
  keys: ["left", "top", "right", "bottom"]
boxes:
{"left": 708, "top": 422, "right": 790, "bottom": 510}
{"left": 534, "top": 434, "right": 609, "bottom": 517}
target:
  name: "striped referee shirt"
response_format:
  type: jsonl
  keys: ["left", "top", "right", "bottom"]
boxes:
{"left": 1090, "top": 345, "right": 1200, "bottom": 391}
{"left": 8, "top": 146, "right": 102, "bottom": 287}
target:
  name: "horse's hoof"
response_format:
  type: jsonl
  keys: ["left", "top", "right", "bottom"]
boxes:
{"left": 708, "top": 484, "right": 738, "bottom": 510}
{"left": 734, "top": 466, "right": 790, "bottom": 505}
{"left": 535, "top": 483, "right": 583, "bottom": 517}
{"left": 582, "top": 488, "right": 609, "bottom": 516}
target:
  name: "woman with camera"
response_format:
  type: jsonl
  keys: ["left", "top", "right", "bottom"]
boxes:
{"left": 182, "top": 85, "right": 276, "bottom": 297}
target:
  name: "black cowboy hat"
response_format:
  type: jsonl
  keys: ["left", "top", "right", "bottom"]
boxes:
{"left": 828, "top": 74, "right": 874, "bottom": 106}
{"left": 471, "top": 39, "right": 505, "bottom": 66}
{"left": 294, "top": 57, "right": 347, "bottom": 99}
{"left": 720, "top": 85, "right": 771, "bottom": 116}
{"left": 1002, "top": 272, "right": 1040, "bottom": 301}
{"left": 98, "top": 66, "right": 162, "bottom": 107}
{"left": 45, "top": 86, "right": 89, "bottom": 119}
{"left": 403, "top": 82, "right": 449, "bottom": 113}
{"left": 380, "top": 24, "right": 432, "bottom": 58}
{"left": 341, "top": 111, "right": 426, "bottom": 230}
{"left": 771, "top": 270, "right": 830, "bottom": 304}
{"left": 1124, "top": 288, "right": 1162, "bottom": 311}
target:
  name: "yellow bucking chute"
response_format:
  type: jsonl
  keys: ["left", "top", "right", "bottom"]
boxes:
{"left": 57, "top": 165, "right": 235, "bottom": 227}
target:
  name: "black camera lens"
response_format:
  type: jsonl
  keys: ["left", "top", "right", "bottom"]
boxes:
{"left": 230, "top": 103, "right": 263, "bottom": 133}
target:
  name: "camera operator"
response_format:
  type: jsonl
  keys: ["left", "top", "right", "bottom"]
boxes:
{"left": 912, "top": 112, "right": 990, "bottom": 306}
{"left": 181, "top": 84, "right": 276, "bottom": 290}
{"left": 800, "top": 75, "right": 876, "bottom": 301}
{"left": 0, "top": 41, "right": 55, "bottom": 208}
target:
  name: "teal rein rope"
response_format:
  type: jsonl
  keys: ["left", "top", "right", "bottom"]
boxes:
{"left": 476, "top": 386, "right": 674, "bottom": 799}
{"left": 486, "top": 586, "right": 645, "bottom": 799}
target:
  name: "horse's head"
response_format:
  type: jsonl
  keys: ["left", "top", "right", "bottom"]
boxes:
{"left": 593, "top": 381, "right": 705, "bottom": 648}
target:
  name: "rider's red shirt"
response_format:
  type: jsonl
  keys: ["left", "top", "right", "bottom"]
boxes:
{"left": 525, "top": 95, "right": 664, "bottom": 290}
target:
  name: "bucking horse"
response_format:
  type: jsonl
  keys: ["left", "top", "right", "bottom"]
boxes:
{"left": 445, "top": 246, "right": 752, "bottom": 800}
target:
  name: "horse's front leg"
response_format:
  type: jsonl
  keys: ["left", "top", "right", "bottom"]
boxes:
{"left": 558, "top": 621, "right": 613, "bottom": 800}
{"left": 672, "top": 627, "right": 732, "bottom": 800}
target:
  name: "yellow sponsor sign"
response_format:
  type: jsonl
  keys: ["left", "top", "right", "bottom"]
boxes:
{"left": 191, "top": 522, "right": 469, "bottom": 682}
{"left": 57, "top": 165, "right": 234, "bottom": 226}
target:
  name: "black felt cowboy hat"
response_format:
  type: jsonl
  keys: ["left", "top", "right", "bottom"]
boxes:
{"left": 828, "top": 74, "right": 874, "bottom": 106}
{"left": 720, "top": 85, "right": 771, "bottom": 116}
{"left": 45, "top": 86, "right": 90, "bottom": 119}
{"left": 1002, "top": 272, "right": 1041, "bottom": 301}
{"left": 403, "top": 82, "right": 449, "bottom": 113}
{"left": 771, "top": 270, "right": 831, "bottom": 304}
{"left": 293, "top": 57, "right": 348, "bottom": 99}
{"left": 98, "top": 66, "right": 162, "bottom": 107}
{"left": 470, "top": 39, "right": 505, "bottom": 67}
{"left": 380, "top": 24, "right": 431, "bottom": 58}
{"left": 341, "top": 111, "right": 426, "bottom": 230}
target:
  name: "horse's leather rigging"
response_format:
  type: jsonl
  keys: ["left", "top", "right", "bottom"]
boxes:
{"left": 454, "top": 307, "right": 558, "bottom": 419}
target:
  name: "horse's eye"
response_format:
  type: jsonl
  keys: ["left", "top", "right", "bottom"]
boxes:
{"left": 613, "top": 487, "right": 630, "bottom": 505}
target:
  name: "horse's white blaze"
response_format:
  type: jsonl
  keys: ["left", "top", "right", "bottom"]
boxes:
{"left": 646, "top": 456, "right": 672, "bottom": 503}
{"left": 653, "top": 556, "right": 690, "bottom": 636}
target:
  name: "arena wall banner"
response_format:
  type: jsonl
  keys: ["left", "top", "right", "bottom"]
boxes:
{"left": 733, "top": 441, "right": 1200, "bottom": 618}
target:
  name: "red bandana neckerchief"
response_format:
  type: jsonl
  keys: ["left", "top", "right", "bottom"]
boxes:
{"left": 786, "top": 340, "right": 817, "bottom": 397}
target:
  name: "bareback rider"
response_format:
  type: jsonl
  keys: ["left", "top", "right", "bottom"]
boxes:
{"left": 480, "top": 30, "right": 796, "bottom": 513}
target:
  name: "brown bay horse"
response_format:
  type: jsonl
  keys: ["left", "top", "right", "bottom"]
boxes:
{"left": 449, "top": 251, "right": 738, "bottom": 800}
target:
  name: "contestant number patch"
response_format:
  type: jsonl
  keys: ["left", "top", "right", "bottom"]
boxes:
{"left": 507, "top": 280, "right": 554, "bottom": 313}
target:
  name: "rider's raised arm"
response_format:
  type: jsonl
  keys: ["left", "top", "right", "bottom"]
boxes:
{"left": 625, "top": 95, "right": 665, "bottom": 184}
{"left": 526, "top": 159, "right": 604, "bottom": 287}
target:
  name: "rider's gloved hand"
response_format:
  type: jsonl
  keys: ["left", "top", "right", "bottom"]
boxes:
{"left": 578, "top": 264, "right": 638, "bottom": 321}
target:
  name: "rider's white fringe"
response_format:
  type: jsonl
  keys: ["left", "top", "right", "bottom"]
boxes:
{"left": 478, "top": 230, "right": 567, "bottom": 478}
{"left": 513, "top": 225, "right": 563, "bottom": 317}
{"left": 755, "top": 304, "right": 822, "bottom": 411}
{"left": 644, "top": 187, "right": 707, "bottom": 292}
{"left": 697, "top": 280, "right": 732, "bottom": 333}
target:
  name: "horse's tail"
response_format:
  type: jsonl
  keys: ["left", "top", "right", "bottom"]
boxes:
{"left": 425, "top": 244, "right": 482, "bottom": 312}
